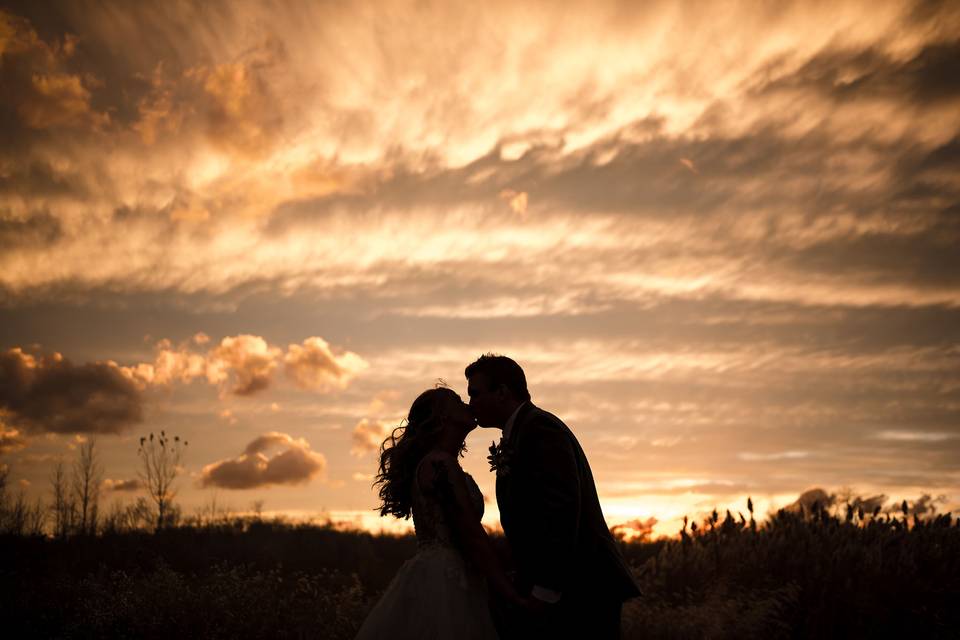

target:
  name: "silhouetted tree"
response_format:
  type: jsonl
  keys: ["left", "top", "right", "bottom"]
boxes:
{"left": 49, "top": 460, "right": 75, "bottom": 538}
{"left": 72, "top": 440, "right": 103, "bottom": 535}
{"left": 137, "top": 431, "right": 187, "bottom": 530}
{"left": 102, "top": 496, "right": 155, "bottom": 533}
{"left": 0, "top": 465, "right": 8, "bottom": 530}
{"left": 0, "top": 466, "right": 45, "bottom": 536}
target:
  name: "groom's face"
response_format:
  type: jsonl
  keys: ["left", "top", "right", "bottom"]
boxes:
{"left": 466, "top": 372, "right": 505, "bottom": 429}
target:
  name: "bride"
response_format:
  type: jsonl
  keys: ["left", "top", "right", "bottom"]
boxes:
{"left": 355, "top": 387, "right": 529, "bottom": 639}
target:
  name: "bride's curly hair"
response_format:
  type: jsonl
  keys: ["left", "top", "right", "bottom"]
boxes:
{"left": 374, "top": 386, "right": 465, "bottom": 519}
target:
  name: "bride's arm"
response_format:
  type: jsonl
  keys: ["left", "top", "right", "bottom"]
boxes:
{"left": 418, "top": 452, "right": 527, "bottom": 607}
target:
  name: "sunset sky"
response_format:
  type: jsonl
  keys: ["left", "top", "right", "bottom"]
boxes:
{"left": 1, "top": 0, "right": 958, "bottom": 538}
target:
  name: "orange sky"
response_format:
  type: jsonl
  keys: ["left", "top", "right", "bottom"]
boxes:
{"left": 1, "top": 0, "right": 958, "bottom": 538}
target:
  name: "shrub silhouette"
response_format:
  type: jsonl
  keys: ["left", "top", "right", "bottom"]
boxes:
{"left": 0, "top": 498, "right": 958, "bottom": 638}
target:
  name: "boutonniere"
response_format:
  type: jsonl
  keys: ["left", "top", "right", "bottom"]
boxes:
{"left": 487, "top": 440, "right": 514, "bottom": 477}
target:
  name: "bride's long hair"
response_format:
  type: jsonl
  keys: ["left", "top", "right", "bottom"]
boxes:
{"left": 374, "top": 386, "right": 464, "bottom": 519}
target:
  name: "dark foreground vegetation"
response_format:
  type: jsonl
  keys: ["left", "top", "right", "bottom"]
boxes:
{"left": 2, "top": 503, "right": 958, "bottom": 639}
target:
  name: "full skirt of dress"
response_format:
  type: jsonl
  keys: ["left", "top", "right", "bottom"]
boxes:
{"left": 355, "top": 544, "right": 499, "bottom": 640}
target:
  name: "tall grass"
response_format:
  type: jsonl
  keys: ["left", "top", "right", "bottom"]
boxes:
{"left": 620, "top": 504, "right": 959, "bottom": 638}
{"left": 1, "top": 505, "right": 958, "bottom": 638}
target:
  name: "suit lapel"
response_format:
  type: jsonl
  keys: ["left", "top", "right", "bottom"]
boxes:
{"left": 496, "top": 403, "right": 535, "bottom": 507}
{"left": 505, "top": 402, "right": 535, "bottom": 450}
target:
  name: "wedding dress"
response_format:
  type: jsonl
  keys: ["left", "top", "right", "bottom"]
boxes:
{"left": 355, "top": 464, "right": 499, "bottom": 639}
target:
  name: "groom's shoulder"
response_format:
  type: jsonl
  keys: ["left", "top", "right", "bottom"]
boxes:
{"left": 524, "top": 404, "right": 570, "bottom": 433}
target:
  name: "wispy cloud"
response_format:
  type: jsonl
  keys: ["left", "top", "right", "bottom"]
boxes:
{"left": 0, "top": 1, "right": 956, "bottom": 315}
{"left": 102, "top": 478, "right": 141, "bottom": 492}
{"left": 875, "top": 431, "right": 956, "bottom": 443}
{"left": 738, "top": 451, "right": 810, "bottom": 462}
{"left": 350, "top": 419, "right": 393, "bottom": 458}
{"left": 0, "top": 426, "right": 27, "bottom": 454}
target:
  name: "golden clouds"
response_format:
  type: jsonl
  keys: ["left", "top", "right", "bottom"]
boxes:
{"left": 202, "top": 63, "right": 251, "bottom": 118}
{"left": 499, "top": 189, "right": 528, "bottom": 216}
{"left": 134, "top": 63, "right": 182, "bottom": 146}
{"left": 610, "top": 517, "right": 657, "bottom": 542}
{"left": 191, "top": 53, "right": 282, "bottom": 155}
{"left": 102, "top": 477, "right": 141, "bottom": 492}
{"left": 208, "top": 335, "right": 281, "bottom": 396}
{"left": 24, "top": 73, "right": 103, "bottom": 130}
{"left": 132, "top": 45, "right": 283, "bottom": 157}
{"left": 350, "top": 419, "right": 391, "bottom": 457}
{"left": 200, "top": 431, "right": 327, "bottom": 489}
{"left": 0, "top": 10, "right": 108, "bottom": 131}
{"left": 285, "top": 337, "right": 368, "bottom": 392}
{"left": 1, "top": 1, "right": 958, "bottom": 522}
{"left": 125, "top": 334, "right": 366, "bottom": 397}
{"left": 0, "top": 1, "right": 956, "bottom": 314}
{"left": 0, "top": 425, "right": 27, "bottom": 454}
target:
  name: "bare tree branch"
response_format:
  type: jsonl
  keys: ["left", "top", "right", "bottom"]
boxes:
{"left": 137, "top": 431, "right": 187, "bottom": 530}
{"left": 49, "top": 460, "right": 75, "bottom": 538}
{"left": 72, "top": 440, "right": 103, "bottom": 535}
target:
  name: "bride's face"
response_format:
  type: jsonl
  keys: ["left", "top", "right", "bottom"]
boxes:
{"left": 440, "top": 391, "right": 477, "bottom": 433}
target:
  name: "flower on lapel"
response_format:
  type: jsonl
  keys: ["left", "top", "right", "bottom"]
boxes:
{"left": 487, "top": 440, "right": 514, "bottom": 477}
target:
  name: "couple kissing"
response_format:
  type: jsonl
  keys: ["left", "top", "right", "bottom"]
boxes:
{"left": 355, "top": 354, "right": 640, "bottom": 639}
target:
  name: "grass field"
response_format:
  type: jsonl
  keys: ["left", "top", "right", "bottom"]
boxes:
{"left": 2, "top": 502, "right": 958, "bottom": 639}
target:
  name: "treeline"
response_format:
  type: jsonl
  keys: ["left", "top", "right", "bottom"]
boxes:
{"left": 0, "top": 432, "right": 188, "bottom": 538}
{"left": 1, "top": 499, "right": 958, "bottom": 638}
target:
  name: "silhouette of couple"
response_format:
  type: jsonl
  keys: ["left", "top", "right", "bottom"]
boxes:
{"left": 355, "top": 355, "right": 640, "bottom": 639}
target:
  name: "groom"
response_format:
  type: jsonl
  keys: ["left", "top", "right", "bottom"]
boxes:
{"left": 466, "top": 354, "right": 640, "bottom": 639}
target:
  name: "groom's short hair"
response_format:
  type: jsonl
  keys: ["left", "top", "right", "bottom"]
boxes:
{"left": 465, "top": 354, "right": 531, "bottom": 402}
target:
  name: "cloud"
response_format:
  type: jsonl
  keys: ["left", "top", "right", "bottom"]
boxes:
{"left": 102, "top": 478, "right": 141, "bottom": 492}
{"left": 368, "top": 390, "right": 401, "bottom": 414}
{"left": 0, "top": 211, "right": 63, "bottom": 255}
{"left": 200, "top": 431, "right": 326, "bottom": 489}
{"left": 132, "top": 40, "right": 287, "bottom": 155}
{"left": 0, "top": 425, "right": 27, "bottom": 454}
{"left": 610, "top": 517, "right": 658, "bottom": 541}
{"left": 122, "top": 334, "right": 365, "bottom": 397}
{"left": 284, "top": 337, "right": 368, "bottom": 391}
{"left": 0, "top": 10, "right": 109, "bottom": 132}
{"left": 0, "top": 2, "right": 958, "bottom": 515}
{"left": 875, "top": 430, "right": 955, "bottom": 442}
{"left": 601, "top": 479, "right": 753, "bottom": 498}
{"left": 785, "top": 488, "right": 836, "bottom": 513}
{"left": 849, "top": 493, "right": 888, "bottom": 514}
{"left": 0, "top": 1, "right": 953, "bottom": 313}
{"left": 207, "top": 335, "right": 281, "bottom": 396}
{"left": 498, "top": 189, "right": 528, "bottom": 216}
{"left": 907, "top": 493, "right": 948, "bottom": 516}
{"left": 350, "top": 419, "right": 392, "bottom": 457}
{"left": 738, "top": 451, "right": 810, "bottom": 462}
{"left": 754, "top": 41, "right": 960, "bottom": 106}
{"left": 0, "top": 347, "right": 143, "bottom": 434}
{"left": 136, "top": 338, "right": 210, "bottom": 387}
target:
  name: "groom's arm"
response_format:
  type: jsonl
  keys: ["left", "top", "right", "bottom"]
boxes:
{"left": 516, "top": 418, "right": 581, "bottom": 594}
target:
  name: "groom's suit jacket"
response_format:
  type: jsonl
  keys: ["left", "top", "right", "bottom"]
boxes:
{"left": 495, "top": 403, "right": 641, "bottom": 602}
